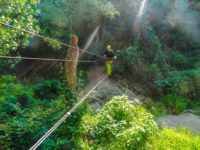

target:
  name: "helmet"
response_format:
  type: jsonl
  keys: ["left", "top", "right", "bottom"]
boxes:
{"left": 107, "top": 45, "right": 111, "bottom": 50}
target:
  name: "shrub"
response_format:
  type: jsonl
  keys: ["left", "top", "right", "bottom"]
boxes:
{"left": 161, "top": 94, "right": 188, "bottom": 114}
{"left": 156, "top": 69, "right": 200, "bottom": 99}
{"left": 145, "top": 101, "right": 167, "bottom": 118}
{"left": 0, "top": 75, "right": 88, "bottom": 149}
{"left": 113, "top": 44, "right": 142, "bottom": 74}
{"left": 147, "top": 128, "right": 200, "bottom": 150}
{"left": 77, "top": 70, "right": 88, "bottom": 88}
{"left": 78, "top": 96, "right": 158, "bottom": 150}
{"left": 0, "top": 75, "right": 34, "bottom": 113}
{"left": 170, "top": 51, "right": 189, "bottom": 69}
{"left": 33, "top": 80, "right": 62, "bottom": 100}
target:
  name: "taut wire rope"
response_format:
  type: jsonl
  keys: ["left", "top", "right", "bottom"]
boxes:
{"left": 29, "top": 75, "right": 108, "bottom": 150}
{"left": 0, "top": 56, "right": 98, "bottom": 63}
{"left": 0, "top": 21, "right": 105, "bottom": 59}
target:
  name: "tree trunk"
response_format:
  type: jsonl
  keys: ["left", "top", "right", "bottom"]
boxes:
{"left": 65, "top": 34, "right": 79, "bottom": 90}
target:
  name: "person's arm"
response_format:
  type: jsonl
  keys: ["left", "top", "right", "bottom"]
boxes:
{"left": 112, "top": 51, "right": 117, "bottom": 60}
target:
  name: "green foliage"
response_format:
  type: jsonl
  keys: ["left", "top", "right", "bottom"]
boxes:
{"left": 37, "top": 0, "right": 119, "bottom": 46}
{"left": 147, "top": 128, "right": 200, "bottom": 150}
{"left": 77, "top": 96, "right": 158, "bottom": 150}
{"left": 0, "top": 0, "right": 40, "bottom": 71}
{"left": 0, "top": 0, "right": 40, "bottom": 55}
{"left": 145, "top": 101, "right": 167, "bottom": 118}
{"left": 1, "top": 0, "right": 200, "bottom": 148}
{"left": 77, "top": 70, "right": 88, "bottom": 88}
{"left": 33, "top": 80, "right": 62, "bottom": 100}
{"left": 156, "top": 68, "right": 200, "bottom": 99}
{"left": 115, "top": 26, "right": 167, "bottom": 75}
{"left": 114, "top": 38, "right": 166, "bottom": 97}
{"left": 109, "top": 0, "right": 200, "bottom": 100}
{"left": 161, "top": 94, "right": 188, "bottom": 114}
{"left": 0, "top": 75, "right": 87, "bottom": 149}
{"left": 146, "top": 94, "right": 200, "bottom": 116}
{"left": 0, "top": 75, "right": 34, "bottom": 110}
{"left": 114, "top": 43, "right": 142, "bottom": 73}
{"left": 170, "top": 51, "right": 190, "bottom": 69}
{"left": 140, "top": 24, "right": 167, "bottom": 68}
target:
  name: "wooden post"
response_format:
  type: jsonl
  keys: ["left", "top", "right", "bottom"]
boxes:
{"left": 65, "top": 34, "right": 79, "bottom": 90}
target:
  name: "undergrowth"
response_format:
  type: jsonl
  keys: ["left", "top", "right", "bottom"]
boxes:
{"left": 146, "top": 94, "right": 200, "bottom": 116}
{"left": 0, "top": 75, "right": 88, "bottom": 149}
{"left": 147, "top": 128, "right": 200, "bottom": 150}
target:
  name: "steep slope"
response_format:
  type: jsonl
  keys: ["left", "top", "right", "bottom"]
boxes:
{"left": 83, "top": 65, "right": 200, "bottom": 132}
{"left": 83, "top": 65, "right": 144, "bottom": 110}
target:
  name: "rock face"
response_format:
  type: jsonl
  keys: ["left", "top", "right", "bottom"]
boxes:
{"left": 84, "top": 65, "right": 143, "bottom": 110}
{"left": 157, "top": 113, "right": 200, "bottom": 132}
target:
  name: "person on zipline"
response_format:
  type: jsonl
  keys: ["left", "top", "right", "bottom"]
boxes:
{"left": 104, "top": 45, "right": 117, "bottom": 76}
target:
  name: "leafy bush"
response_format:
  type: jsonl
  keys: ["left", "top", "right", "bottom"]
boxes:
{"left": 114, "top": 44, "right": 142, "bottom": 74}
{"left": 161, "top": 94, "right": 188, "bottom": 114}
{"left": 0, "top": 75, "right": 34, "bottom": 116}
{"left": 170, "top": 51, "right": 189, "bottom": 69}
{"left": 77, "top": 96, "right": 158, "bottom": 150}
{"left": 156, "top": 68, "right": 200, "bottom": 99}
{"left": 0, "top": 75, "right": 88, "bottom": 149}
{"left": 113, "top": 37, "right": 167, "bottom": 98}
{"left": 33, "top": 80, "right": 62, "bottom": 100}
{"left": 146, "top": 94, "right": 200, "bottom": 116}
{"left": 147, "top": 128, "right": 200, "bottom": 150}
{"left": 145, "top": 101, "right": 167, "bottom": 118}
{"left": 0, "top": 0, "right": 39, "bottom": 55}
{"left": 77, "top": 70, "right": 88, "bottom": 88}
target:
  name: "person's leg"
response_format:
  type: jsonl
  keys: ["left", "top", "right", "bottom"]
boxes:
{"left": 106, "top": 61, "right": 110, "bottom": 76}
{"left": 106, "top": 60, "right": 112, "bottom": 76}
{"left": 109, "top": 60, "right": 113, "bottom": 76}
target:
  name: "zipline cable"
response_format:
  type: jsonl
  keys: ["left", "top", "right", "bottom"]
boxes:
{"left": 29, "top": 75, "right": 108, "bottom": 150}
{"left": 0, "top": 56, "right": 99, "bottom": 63}
{"left": 0, "top": 22, "right": 105, "bottom": 59}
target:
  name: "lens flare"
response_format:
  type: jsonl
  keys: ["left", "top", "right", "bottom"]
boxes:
{"left": 83, "top": 25, "right": 100, "bottom": 50}
{"left": 137, "top": 0, "right": 148, "bottom": 18}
